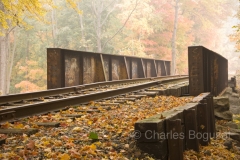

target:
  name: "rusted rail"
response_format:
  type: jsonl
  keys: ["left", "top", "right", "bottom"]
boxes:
{"left": 0, "top": 75, "right": 185, "bottom": 105}
{"left": 0, "top": 76, "right": 188, "bottom": 123}
{"left": 47, "top": 48, "right": 171, "bottom": 89}
{"left": 188, "top": 46, "right": 228, "bottom": 96}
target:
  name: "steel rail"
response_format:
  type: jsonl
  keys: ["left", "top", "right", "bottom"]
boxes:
{"left": 0, "top": 75, "right": 187, "bottom": 105}
{"left": 0, "top": 76, "right": 188, "bottom": 123}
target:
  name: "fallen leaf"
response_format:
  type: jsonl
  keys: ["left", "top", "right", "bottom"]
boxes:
{"left": 59, "top": 153, "right": 70, "bottom": 160}
{"left": 26, "top": 140, "right": 35, "bottom": 150}
{"left": 72, "top": 127, "right": 82, "bottom": 131}
{"left": 89, "top": 132, "right": 98, "bottom": 140}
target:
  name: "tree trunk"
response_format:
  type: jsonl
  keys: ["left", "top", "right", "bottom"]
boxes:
{"left": 0, "top": 35, "right": 8, "bottom": 95}
{"left": 171, "top": 0, "right": 179, "bottom": 75}
{"left": 51, "top": 4, "right": 57, "bottom": 47}
{"left": 0, "top": 2, "right": 16, "bottom": 95}
{"left": 0, "top": 2, "right": 5, "bottom": 95}
{"left": 91, "top": 0, "right": 119, "bottom": 53}
{"left": 92, "top": 1, "right": 103, "bottom": 52}
{"left": 78, "top": 2, "right": 86, "bottom": 51}
{"left": 6, "top": 29, "right": 17, "bottom": 94}
{"left": 51, "top": 9, "right": 56, "bottom": 48}
{"left": 96, "top": 14, "right": 102, "bottom": 52}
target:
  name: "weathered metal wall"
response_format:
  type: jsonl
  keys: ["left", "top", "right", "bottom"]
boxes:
{"left": 47, "top": 48, "right": 171, "bottom": 89}
{"left": 188, "top": 46, "right": 228, "bottom": 96}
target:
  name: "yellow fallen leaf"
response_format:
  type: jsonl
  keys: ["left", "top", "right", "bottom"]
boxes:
{"left": 72, "top": 127, "right": 82, "bottom": 131}
{"left": 42, "top": 141, "right": 50, "bottom": 146}
{"left": 44, "top": 148, "right": 51, "bottom": 152}
{"left": 59, "top": 153, "right": 70, "bottom": 160}
{"left": 16, "top": 146, "right": 24, "bottom": 149}
{"left": 117, "top": 129, "right": 122, "bottom": 134}
{"left": 94, "top": 141, "right": 101, "bottom": 146}
{"left": 234, "top": 120, "right": 239, "bottom": 124}
{"left": 90, "top": 144, "right": 96, "bottom": 150}
{"left": 66, "top": 119, "right": 72, "bottom": 123}
{"left": 14, "top": 123, "right": 24, "bottom": 129}
{"left": 88, "top": 121, "right": 93, "bottom": 125}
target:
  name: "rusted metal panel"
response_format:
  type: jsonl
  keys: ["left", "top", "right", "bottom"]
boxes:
{"left": 141, "top": 59, "right": 156, "bottom": 78}
{"left": 156, "top": 60, "right": 167, "bottom": 76}
{"left": 111, "top": 57, "right": 120, "bottom": 80}
{"left": 102, "top": 55, "right": 110, "bottom": 81}
{"left": 188, "top": 46, "right": 204, "bottom": 96}
{"left": 165, "top": 61, "right": 171, "bottom": 75}
{"left": 156, "top": 61, "right": 160, "bottom": 76}
{"left": 141, "top": 59, "right": 146, "bottom": 78}
{"left": 47, "top": 48, "right": 172, "bottom": 88}
{"left": 125, "top": 57, "right": 131, "bottom": 79}
{"left": 79, "top": 55, "right": 83, "bottom": 84}
{"left": 119, "top": 57, "right": 128, "bottom": 80}
{"left": 109, "top": 57, "right": 112, "bottom": 81}
{"left": 210, "top": 53, "right": 219, "bottom": 96}
{"left": 81, "top": 53, "right": 105, "bottom": 83}
{"left": 47, "top": 48, "right": 64, "bottom": 89}
{"left": 189, "top": 46, "right": 228, "bottom": 96}
{"left": 224, "top": 59, "right": 228, "bottom": 91}
{"left": 218, "top": 57, "right": 228, "bottom": 95}
{"left": 100, "top": 54, "right": 107, "bottom": 81}
{"left": 156, "top": 61, "right": 162, "bottom": 76}
{"left": 132, "top": 59, "right": 139, "bottom": 79}
{"left": 145, "top": 60, "right": 156, "bottom": 78}
{"left": 202, "top": 48, "right": 208, "bottom": 92}
{"left": 95, "top": 54, "right": 105, "bottom": 82}
{"left": 64, "top": 51, "right": 80, "bottom": 87}
{"left": 111, "top": 57, "right": 128, "bottom": 80}
{"left": 142, "top": 59, "right": 146, "bottom": 77}
{"left": 146, "top": 60, "right": 151, "bottom": 78}
{"left": 83, "top": 54, "right": 95, "bottom": 84}
{"left": 161, "top": 61, "right": 166, "bottom": 76}
{"left": 144, "top": 60, "right": 153, "bottom": 78}
{"left": 124, "top": 57, "right": 130, "bottom": 79}
{"left": 153, "top": 60, "right": 158, "bottom": 77}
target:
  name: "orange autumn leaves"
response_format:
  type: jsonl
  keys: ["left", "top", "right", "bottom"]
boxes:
{"left": 0, "top": 95, "right": 192, "bottom": 159}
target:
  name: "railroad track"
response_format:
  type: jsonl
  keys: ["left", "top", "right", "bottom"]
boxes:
{"left": 0, "top": 75, "right": 188, "bottom": 123}
{"left": 0, "top": 75, "right": 191, "bottom": 159}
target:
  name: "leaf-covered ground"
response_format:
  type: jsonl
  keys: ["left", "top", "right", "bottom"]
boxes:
{"left": 233, "top": 114, "right": 240, "bottom": 128}
{"left": 184, "top": 120, "right": 240, "bottom": 160}
{"left": 0, "top": 95, "right": 239, "bottom": 159}
{"left": 0, "top": 96, "right": 191, "bottom": 159}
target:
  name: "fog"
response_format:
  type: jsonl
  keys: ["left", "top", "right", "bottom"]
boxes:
{"left": 0, "top": 0, "right": 239, "bottom": 94}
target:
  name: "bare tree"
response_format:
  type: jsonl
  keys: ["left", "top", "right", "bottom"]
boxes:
{"left": 0, "top": 2, "right": 9, "bottom": 95}
{"left": 171, "top": 0, "right": 179, "bottom": 75}
{"left": 102, "top": 0, "right": 139, "bottom": 50}
{"left": 91, "top": 0, "right": 119, "bottom": 52}
{"left": 0, "top": 2, "right": 18, "bottom": 95}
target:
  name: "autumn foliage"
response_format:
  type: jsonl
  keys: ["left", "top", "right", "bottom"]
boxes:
{"left": 0, "top": 0, "right": 238, "bottom": 93}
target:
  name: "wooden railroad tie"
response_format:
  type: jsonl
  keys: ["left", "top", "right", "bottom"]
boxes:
{"left": 134, "top": 92, "right": 215, "bottom": 160}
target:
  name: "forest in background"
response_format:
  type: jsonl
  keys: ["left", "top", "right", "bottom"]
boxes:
{"left": 0, "top": 0, "right": 239, "bottom": 94}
